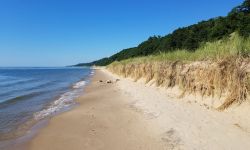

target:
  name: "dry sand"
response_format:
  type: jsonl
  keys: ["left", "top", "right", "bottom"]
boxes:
{"left": 28, "top": 68, "right": 250, "bottom": 150}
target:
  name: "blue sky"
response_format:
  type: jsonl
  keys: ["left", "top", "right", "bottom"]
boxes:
{"left": 0, "top": 0, "right": 244, "bottom": 67}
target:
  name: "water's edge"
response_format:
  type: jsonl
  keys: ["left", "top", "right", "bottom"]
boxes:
{"left": 0, "top": 69, "right": 95, "bottom": 150}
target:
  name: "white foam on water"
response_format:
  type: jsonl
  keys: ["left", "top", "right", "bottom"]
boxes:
{"left": 90, "top": 70, "right": 95, "bottom": 76}
{"left": 34, "top": 80, "right": 87, "bottom": 120}
{"left": 73, "top": 81, "right": 86, "bottom": 88}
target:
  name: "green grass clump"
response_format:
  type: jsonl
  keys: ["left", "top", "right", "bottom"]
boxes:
{"left": 113, "top": 33, "right": 250, "bottom": 65}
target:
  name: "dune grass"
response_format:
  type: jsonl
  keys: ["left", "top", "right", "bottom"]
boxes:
{"left": 115, "top": 33, "right": 250, "bottom": 65}
{"left": 108, "top": 33, "right": 250, "bottom": 109}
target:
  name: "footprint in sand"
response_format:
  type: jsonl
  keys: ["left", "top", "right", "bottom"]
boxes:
{"left": 161, "top": 128, "right": 183, "bottom": 150}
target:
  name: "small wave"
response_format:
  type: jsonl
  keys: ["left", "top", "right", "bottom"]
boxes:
{"left": 73, "top": 80, "right": 86, "bottom": 88}
{"left": 0, "top": 78, "right": 35, "bottom": 87}
{"left": 28, "top": 80, "right": 58, "bottom": 90}
{"left": 0, "top": 80, "right": 56, "bottom": 99}
{"left": 33, "top": 91, "right": 76, "bottom": 120}
{"left": 90, "top": 70, "right": 95, "bottom": 76}
{"left": 0, "top": 78, "right": 29, "bottom": 86}
{"left": 34, "top": 80, "right": 87, "bottom": 120}
{"left": 0, "top": 75, "right": 11, "bottom": 81}
{"left": 0, "top": 92, "right": 44, "bottom": 108}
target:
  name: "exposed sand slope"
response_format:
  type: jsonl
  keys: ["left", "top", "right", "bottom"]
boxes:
{"left": 29, "top": 68, "right": 250, "bottom": 150}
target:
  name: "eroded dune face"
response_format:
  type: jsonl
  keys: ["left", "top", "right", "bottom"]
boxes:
{"left": 108, "top": 57, "right": 250, "bottom": 110}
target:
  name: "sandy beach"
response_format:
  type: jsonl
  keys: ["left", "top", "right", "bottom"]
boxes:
{"left": 27, "top": 68, "right": 250, "bottom": 150}
{"left": 28, "top": 69, "right": 165, "bottom": 150}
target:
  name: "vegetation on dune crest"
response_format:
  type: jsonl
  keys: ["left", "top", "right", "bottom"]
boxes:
{"left": 75, "top": 0, "right": 250, "bottom": 66}
{"left": 113, "top": 33, "right": 250, "bottom": 64}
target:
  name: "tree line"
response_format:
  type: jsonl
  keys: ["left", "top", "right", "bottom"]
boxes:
{"left": 75, "top": 0, "right": 250, "bottom": 66}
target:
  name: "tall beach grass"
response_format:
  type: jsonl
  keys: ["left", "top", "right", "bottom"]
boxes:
{"left": 116, "top": 33, "right": 250, "bottom": 65}
{"left": 108, "top": 33, "right": 250, "bottom": 109}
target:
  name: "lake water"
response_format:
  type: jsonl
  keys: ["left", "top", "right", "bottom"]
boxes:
{"left": 0, "top": 67, "right": 93, "bottom": 141}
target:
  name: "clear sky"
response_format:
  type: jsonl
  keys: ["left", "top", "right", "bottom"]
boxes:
{"left": 0, "top": 0, "right": 244, "bottom": 67}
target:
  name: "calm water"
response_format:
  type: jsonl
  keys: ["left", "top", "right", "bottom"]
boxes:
{"left": 0, "top": 67, "right": 93, "bottom": 141}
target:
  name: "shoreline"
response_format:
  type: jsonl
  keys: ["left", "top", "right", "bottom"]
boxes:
{"left": 0, "top": 69, "right": 94, "bottom": 150}
{"left": 0, "top": 97, "right": 82, "bottom": 150}
{"left": 27, "top": 68, "right": 166, "bottom": 150}
{"left": 17, "top": 68, "right": 250, "bottom": 149}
